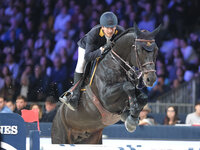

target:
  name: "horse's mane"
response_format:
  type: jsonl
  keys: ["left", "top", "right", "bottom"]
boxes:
{"left": 112, "top": 27, "right": 135, "bottom": 43}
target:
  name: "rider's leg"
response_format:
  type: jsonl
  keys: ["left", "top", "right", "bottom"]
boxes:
{"left": 66, "top": 47, "right": 86, "bottom": 110}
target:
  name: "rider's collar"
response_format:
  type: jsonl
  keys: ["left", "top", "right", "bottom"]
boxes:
{"left": 99, "top": 28, "right": 118, "bottom": 37}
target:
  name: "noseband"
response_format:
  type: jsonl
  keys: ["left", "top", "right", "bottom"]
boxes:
{"left": 111, "top": 38, "right": 156, "bottom": 87}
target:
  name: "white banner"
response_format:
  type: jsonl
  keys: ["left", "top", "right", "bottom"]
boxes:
{"left": 36, "top": 139, "right": 200, "bottom": 150}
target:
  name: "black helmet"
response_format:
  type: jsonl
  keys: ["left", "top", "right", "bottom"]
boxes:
{"left": 100, "top": 12, "right": 118, "bottom": 28}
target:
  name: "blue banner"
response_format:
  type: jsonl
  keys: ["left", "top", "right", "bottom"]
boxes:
{"left": 0, "top": 113, "right": 26, "bottom": 150}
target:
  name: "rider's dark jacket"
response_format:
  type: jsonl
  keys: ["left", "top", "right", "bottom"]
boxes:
{"left": 77, "top": 25, "right": 124, "bottom": 62}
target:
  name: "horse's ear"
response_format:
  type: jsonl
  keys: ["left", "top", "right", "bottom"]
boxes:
{"left": 150, "top": 24, "right": 162, "bottom": 37}
{"left": 134, "top": 23, "right": 142, "bottom": 37}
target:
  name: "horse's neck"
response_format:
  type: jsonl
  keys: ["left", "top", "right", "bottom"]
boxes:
{"left": 113, "top": 33, "right": 135, "bottom": 60}
{"left": 112, "top": 33, "right": 137, "bottom": 67}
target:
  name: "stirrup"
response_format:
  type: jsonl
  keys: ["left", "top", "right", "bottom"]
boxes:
{"left": 59, "top": 91, "right": 76, "bottom": 111}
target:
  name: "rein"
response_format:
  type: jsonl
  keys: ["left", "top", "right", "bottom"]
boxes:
{"left": 111, "top": 38, "right": 156, "bottom": 87}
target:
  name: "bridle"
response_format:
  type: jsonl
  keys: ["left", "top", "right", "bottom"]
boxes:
{"left": 111, "top": 38, "right": 156, "bottom": 87}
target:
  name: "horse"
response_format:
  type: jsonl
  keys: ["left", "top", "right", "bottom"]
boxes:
{"left": 51, "top": 24, "right": 160, "bottom": 144}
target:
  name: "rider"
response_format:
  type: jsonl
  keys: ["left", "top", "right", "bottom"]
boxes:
{"left": 60, "top": 11, "right": 125, "bottom": 111}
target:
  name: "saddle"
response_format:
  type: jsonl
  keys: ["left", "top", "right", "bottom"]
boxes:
{"left": 59, "top": 58, "right": 100, "bottom": 102}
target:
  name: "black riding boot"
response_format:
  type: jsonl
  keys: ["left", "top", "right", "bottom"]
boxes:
{"left": 67, "top": 72, "right": 83, "bottom": 111}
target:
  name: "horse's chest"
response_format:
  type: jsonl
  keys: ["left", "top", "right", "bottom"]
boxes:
{"left": 104, "top": 67, "right": 126, "bottom": 83}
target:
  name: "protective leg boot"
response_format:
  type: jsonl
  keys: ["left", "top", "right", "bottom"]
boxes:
{"left": 67, "top": 72, "right": 83, "bottom": 111}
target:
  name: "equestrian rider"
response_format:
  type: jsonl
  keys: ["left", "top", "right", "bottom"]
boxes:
{"left": 61, "top": 11, "right": 125, "bottom": 111}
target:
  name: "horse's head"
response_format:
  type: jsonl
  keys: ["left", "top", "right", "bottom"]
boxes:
{"left": 131, "top": 24, "right": 160, "bottom": 87}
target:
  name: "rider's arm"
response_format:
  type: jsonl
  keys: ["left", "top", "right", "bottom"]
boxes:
{"left": 84, "top": 33, "right": 103, "bottom": 62}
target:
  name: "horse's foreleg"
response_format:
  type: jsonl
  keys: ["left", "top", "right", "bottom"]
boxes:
{"left": 122, "top": 82, "right": 147, "bottom": 132}
{"left": 122, "top": 82, "right": 138, "bottom": 116}
{"left": 125, "top": 89, "right": 148, "bottom": 132}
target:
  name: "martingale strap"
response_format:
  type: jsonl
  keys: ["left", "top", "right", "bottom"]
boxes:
{"left": 86, "top": 85, "right": 120, "bottom": 126}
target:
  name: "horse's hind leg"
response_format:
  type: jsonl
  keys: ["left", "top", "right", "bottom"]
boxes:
{"left": 51, "top": 108, "right": 68, "bottom": 144}
{"left": 90, "top": 129, "right": 103, "bottom": 144}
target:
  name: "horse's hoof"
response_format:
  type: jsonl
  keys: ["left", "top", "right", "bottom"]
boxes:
{"left": 120, "top": 110, "right": 129, "bottom": 122}
{"left": 125, "top": 115, "right": 139, "bottom": 132}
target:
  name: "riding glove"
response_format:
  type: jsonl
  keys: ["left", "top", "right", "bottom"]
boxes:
{"left": 103, "top": 41, "right": 114, "bottom": 51}
{"left": 101, "top": 41, "right": 114, "bottom": 55}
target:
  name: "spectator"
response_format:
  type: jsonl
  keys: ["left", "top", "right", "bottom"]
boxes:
{"left": 51, "top": 33, "right": 68, "bottom": 61}
{"left": 5, "top": 100, "right": 15, "bottom": 112}
{"left": 1, "top": 65, "right": 12, "bottom": 78}
{"left": 23, "top": 18, "right": 36, "bottom": 38}
{"left": 164, "top": 106, "right": 180, "bottom": 125}
{"left": 59, "top": 47, "right": 69, "bottom": 65}
{"left": 44, "top": 39, "right": 54, "bottom": 59}
{"left": 54, "top": 6, "right": 71, "bottom": 41}
{"left": 2, "top": 17, "right": 22, "bottom": 43}
{"left": 138, "top": 11, "right": 155, "bottom": 32}
{"left": 49, "top": 54, "right": 68, "bottom": 96}
{"left": 171, "top": 79, "right": 181, "bottom": 89}
{"left": 65, "top": 39, "right": 76, "bottom": 59}
{"left": 0, "top": 96, "right": 13, "bottom": 113}
{"left": 0, "top": 75, "right": 18, "bottom": 101}
{"left": 34, "top": 30, "right": 46, "bottom": 50}
{"left": 180, "top": 38, "right": 198, "bottom": 67}
{"left": 186, "top": 102, "right": 200, "bottom": 125}
{"left": 25, "top": 38, "right": 35, "bottom": 52}
{"left": 167, "top": 48, "right": 183, "bottom": 82}
{"left": 167, "top": 0, "right": 185, "bottom": 37}
{"left": 4, "top": 53, "right": 19, "bottom": 80}
{"left": 19, "top": 72, "right": 30, "bottom": 99}
{"left": 30, "top": 103, "right": 43, "bottom": 121}
{"left": 139, "top": 104, "right": 155, "bottom": 125}
{"left": 175, "top": 67, "right": 185, "bottom": 84}
{"left": 19, "top": 48, "right": 32, "bottom": 69}
{"left": 127, "top": 11, "right": 136, "bottom": 27}
{"left": 0, "top": 76, "right": 4, "bottom": 92}
{"left": 39, "top": 56, "right": 52, "bottom": 76}
{"left": 14, "top": 95, "right": 28, "bottom": 115}
{"left": 29, "top": 64, "right": 49, "bottom": 102}
{"left": 188, "top": 32, "right": 200, "bottom": 55}
{"left": 148, "top": 76, "right": 170, "bottom": 101}
{"left": 40, "top": 6, "right": 54, "bottom": 31}
{"left": 40, "top": 96, "right": 57, "bottom": 122}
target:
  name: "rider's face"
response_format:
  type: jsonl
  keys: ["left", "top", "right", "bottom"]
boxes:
{"left": 102, "top": 26, "right": 116, "bottom": 38}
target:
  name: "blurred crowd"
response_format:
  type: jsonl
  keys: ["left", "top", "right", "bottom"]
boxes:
{"left": 0, "top": 95, "right": 57, "bottom": 122}
{"left": 138, "top": 102, "right": 200, "bottom": 126}
{"left": 1, "top": 93, "right": 200, "bottom": 124}
{"left": 0, "top": 0, "right": 200, "bottom": 105}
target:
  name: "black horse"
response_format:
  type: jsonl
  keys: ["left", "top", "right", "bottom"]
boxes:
{"left": 51, "top": 24, "right": 160, "bottom": 144}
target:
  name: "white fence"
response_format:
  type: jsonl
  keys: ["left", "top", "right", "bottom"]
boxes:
{"left": 149, "top": 76, "right": 200, "bottom": 114}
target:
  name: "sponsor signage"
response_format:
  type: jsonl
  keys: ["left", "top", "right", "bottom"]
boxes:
{"left": 0, "top": 113, "right": 26, "bottom": 150}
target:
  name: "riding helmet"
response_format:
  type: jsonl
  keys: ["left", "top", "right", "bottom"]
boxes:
{"left": 100, "top": 12, "right": 118, "bottom": 28}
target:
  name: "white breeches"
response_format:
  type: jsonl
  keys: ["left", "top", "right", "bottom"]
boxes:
{"left": 75, "top": 47, "right": 86, "bottom": 73}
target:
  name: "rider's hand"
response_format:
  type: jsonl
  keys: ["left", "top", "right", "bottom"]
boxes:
{"left": 103, "top": 41, "right": 113, "bottom": 51}
{"left": 101, "top": 41, "right": 114, "bottom": 55}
